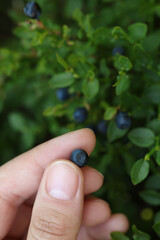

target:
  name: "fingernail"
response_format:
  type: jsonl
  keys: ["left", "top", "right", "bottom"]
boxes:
{"left": 46, "top": 161, "right": 79, "bottom": 200}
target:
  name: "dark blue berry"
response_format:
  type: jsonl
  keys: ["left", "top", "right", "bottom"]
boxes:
{"left": 116, "top": 111, "right": 131, "bottom": 130}
{"left": 73, "top": 107, "right": 88, "bottom": 123}
{"left": 56, "top": 88, "right": 70, "bottom": 101}
{"left": 70, "top": 149, "right": 89, "bottom": 167}
{"left": 24, "top": 1, "right": 41, "bottom": 19}
{"left": 86, "top": 124, "right": 97, "bottom": 135}
{"left": 97, "top": 120, "right": 107, "bottom": 135}
{"left": 112, "top": 46, "right": 124, "bottom": 56}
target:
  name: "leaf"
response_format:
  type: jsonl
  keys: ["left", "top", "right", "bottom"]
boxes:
{"left": 73, "top": 8, "right": 84, "bottom": 26}
{"left": 91, "top": 27, "right": 111, "bottom": 44}
{"left": 147, "top": 119, "right": 160, "bottom": 135}
{"left": 154, "top": 211, "right": 160, "bottom": 224}
{"left": 145, "top": 85, "right": 160, "bottom": 104}
{"left": 99, "top": 59, "right": 110, "bottom": 77}
{"left": 144, "top": 174, "right": 160, "bottom": 190}
{"left": 153, "top": 222, "right": 160, "bottom": 236}
{"left": 132, "top": 44, "right": 150, "bottom": 67}
{"left": 82, "top": 78, "right": 99, "bottom": 99}
{"left": 56, "top": 53, "right": 71, "bottom": 71}
{"left": 111, "top": 232, "right": 130, "bottom": 240}
{"left": 107, "top": 120, "right": 128, "bottom": 142}
{"left": 132, "top": 225, "right": 151, "bottom": 240}
{"left": 115, "top": 74, "right": 130, "bottom": 95}
{"left": 131, "top": 159, "right": 149, "bottom": 185}
{"left": 128, "top": 128, "right": 155, "bottom": 148}
{"left": 104, "top": 107, "right": 117, "bottom": 121}
{"left": 112, "top": 26, "right": 128, "bottom": 40}
{"left": 128, "top": 23, "right": 148, "bottom": 42}
{"left": 22, "top": 131, "right": 35, "bottom": 149}
{"left": 143, "top": 30, "right": 160, "bottom": 52}
{"left": 63, "top": 25, "right": 71, "bottom": 40}
{"left": 8, "top": 113, "right": 26, "bottom": 132}
{"left": 43, "top": 105, "right": 67, "bottom": 117}
{"left": 49, "top": 72, "right": 75, "bottom": 89}
{"left": 73, "top": 9, "right": 93, "bottom": 38}
{"left": 139, "top": 190, "right": 160, "bottom": 206}
{"left": 83, "top": 14, "right": 94, "bottom": 38}
{"left": 114, "top": 55, "right": 132, "bottom": 72}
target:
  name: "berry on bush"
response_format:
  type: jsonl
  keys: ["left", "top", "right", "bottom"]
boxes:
{"left": 112, "top": 46, "right": 124, "bottom": 56}
{"left": 97, "top": 120, "right": 107, "bottom": 135}
{"left": 56, "top": 88, "right": 70, "bottom": 101}
{"left": 24, "top": 1, "right": 41, "bottom": 19}
{"left": 70, "top": 149, "right": 89, "bottom": 167}
{"left": 86, "top": 124, "right": 97, "bottom": 135}
{"left": 73, "top": 107, "right": 88, "bottom": 123}
{"left": 116, "top": 111, "right": 131, "bottom": 129}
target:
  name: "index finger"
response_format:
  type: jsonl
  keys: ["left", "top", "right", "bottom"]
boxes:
{"left": 0, "top": 128, "right": 96, "bottom": 205}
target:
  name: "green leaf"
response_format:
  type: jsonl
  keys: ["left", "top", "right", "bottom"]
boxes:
{"left": 128, "top": 23, "right": 148, "bottom": 42}
{"left": 112, "top": 26, "right": 128, "bottom": 40}
{"left": 139, "top": 190, "right": 160, "bottom": 206}
{"left": 99, "top": 59, "right": 110, "bottom": 77}
{"left": 145, "top": 174, "right": 160, "bottom": 190}
{"left": 8, "top": 113, "right": 26, "bottom": 132}
{"left": 107, "top": 120, "right": 128, "bottom": 142}
{"left": 32, "top": 31, "right": 48, "bottom": 46}
{"left": 156, "top": 151, "right": 160, "bottom": 166}
{"left": 49, "top": 72, "right": 75, "bottom": 89}
{"left": 153, "top": 222, "right": 160, "bottom": 236}
{"left": 83, "top": 15, "right": 94, "bottom": 38}
{"left": 115, "top": 74, "right": 130, "bottom": 95}
{"left": 104, "top": 107, "right": 117, "bottom": 120}
{"left": 114, "top": 55, "right": 132, "bottom": 72}
{"left": 131, "top": 159, "right": 149, "bottom": 185}
{"left": 73, "top": 9, "right": 93, "bottom": 38}
{"left": 22, "top": 131, "right": 35, "bottom": 149}
{"left": 91, "top": 27, "right": 111, "bottom": 44}
{"left": 143, "top": 31, "right": 160, "bottom": 52}
{"left": 43, "top": 105, "right": 67, "bottom": 117}
{"left": 73, "top": 8, "right": 83, "bottom": 26}
{"left": 132, "top": 225, "right": 151, "bottom": 240}
{"left": 132, "top": 44, "right": 150, "bottom": 67}
{"left": 111, "top": 232, "right": 130, "bottom": 240}
{"left": 82, "top": 78, "right": 99, "bottom": 99}
{"left": 128, "top": 128, "right": 155, "bottom": 148}
{"left": 63, "top": 25, "right": 71, "bottom": 40}
{"left": 147, "top": 119, "right": 160, "bottom": 135}
{"left": 154, "top": 211, "right": 160, "bottom": 224}
{"left": 145, "top": 85, "right": 160, "bottom": 104}
{"left": 56, "top": 53, "right": 71, "bottom": 71}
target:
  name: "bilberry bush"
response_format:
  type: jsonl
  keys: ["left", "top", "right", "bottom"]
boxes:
{"left": 1, "top": 0, "right": 160, "bottom": 238}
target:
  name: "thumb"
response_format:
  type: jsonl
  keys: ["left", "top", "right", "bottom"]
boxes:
{"left": 27, "top": 160, "right": 84, "bottom": 240}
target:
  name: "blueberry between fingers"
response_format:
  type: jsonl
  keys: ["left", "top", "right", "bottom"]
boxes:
{"left": 70, "top": 149, "right": 89, "bottom": 168}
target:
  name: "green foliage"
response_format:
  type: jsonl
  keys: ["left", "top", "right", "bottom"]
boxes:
{"left": 128, "top": 23, "right": 148, "bottom": 42}
{"left": 50, "top": 72, "right": 75, "bottom": 89}
{"left": 132, "top": 225, "right": 151, "bottom": 240}
{"left": 128, "top": 128, "right": 155, "bottom": 148}
{"left": 131, "top": 159, "right": 149, "bottom": 185}
{"left": 1, "top": 0, "right": 160, "bottom": 238}
{"left": 111, "top": 232, "right": 130, "bottom": 240}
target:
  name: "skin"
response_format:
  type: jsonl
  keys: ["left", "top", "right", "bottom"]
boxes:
{"left": 0, "top": 128, "right": 129, "bottom": 240}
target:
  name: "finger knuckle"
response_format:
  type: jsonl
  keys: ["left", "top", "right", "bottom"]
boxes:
{"left": 31, "top": 209, "right": 71, "bottom": 240}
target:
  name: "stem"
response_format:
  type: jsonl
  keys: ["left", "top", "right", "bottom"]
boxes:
{"left": 144, "top": 146, "right": 157, "bottom": 161}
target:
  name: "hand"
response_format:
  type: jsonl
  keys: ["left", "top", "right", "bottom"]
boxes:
{"left": 0, "top": 129, "right": 129, "bottom": 240}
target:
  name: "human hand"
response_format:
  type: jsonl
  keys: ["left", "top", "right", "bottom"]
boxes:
{"left": 0, "top": 129, "right": 129, "bottom": 240}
